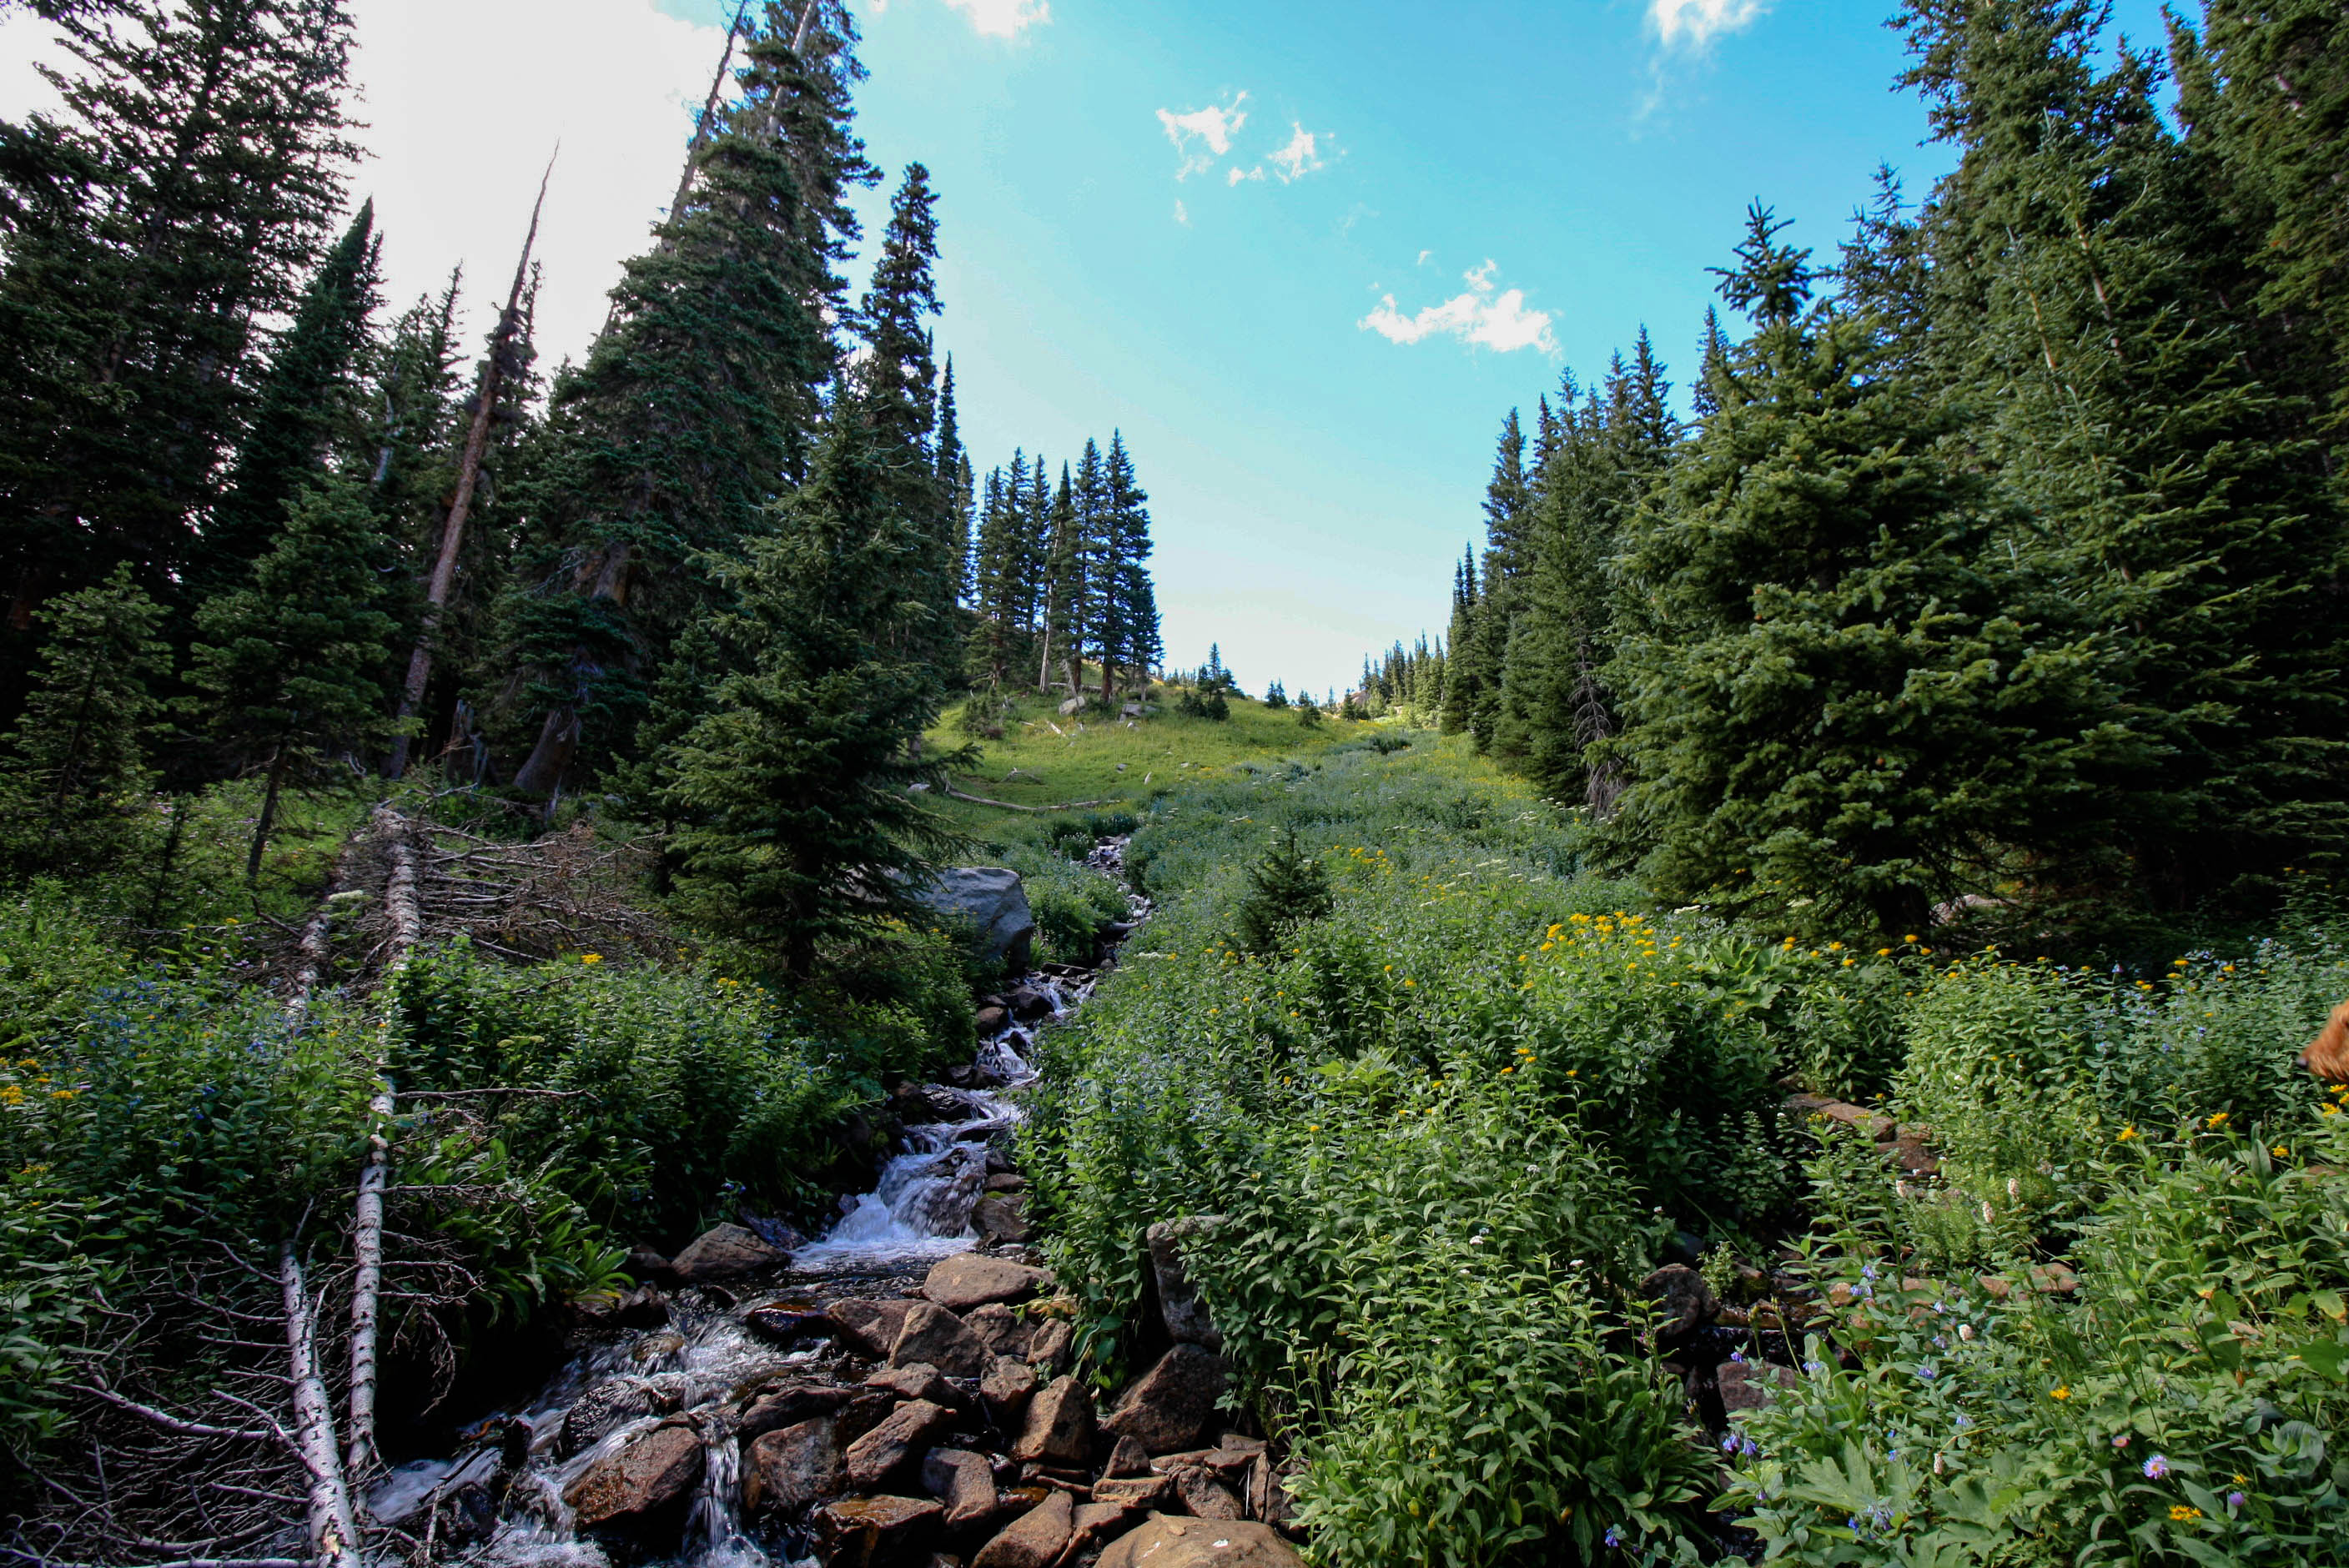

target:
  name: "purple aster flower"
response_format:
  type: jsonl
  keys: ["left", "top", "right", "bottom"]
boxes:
{"left": 2227, "top": 1490, "right": 2246, "bottom": 1509}
{"left": 2142, "top": 1454, "right": 2169, "bottom": 1479}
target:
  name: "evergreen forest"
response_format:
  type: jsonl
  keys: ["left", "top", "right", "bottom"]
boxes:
{"left": 1, "top": 3, "right": 2346, "bottom": 1568}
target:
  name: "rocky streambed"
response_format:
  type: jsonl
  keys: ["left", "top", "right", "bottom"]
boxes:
{"left": 369, "top": 839, "right": 1305, "bottom": 1568}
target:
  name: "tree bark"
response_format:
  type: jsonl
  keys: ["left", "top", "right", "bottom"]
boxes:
{"left": 246, "top": 751, "right": 286, "bottom": 886}
{"left": 385, "top": 157, "right": 554, "bottom": 779}
{"left": 281, "top": 1244, "right": 360, "bottom": 1568}
{"left": 345, "top": 807, "right": 419, "bottom": 1482}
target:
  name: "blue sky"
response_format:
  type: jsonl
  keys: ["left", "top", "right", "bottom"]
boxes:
{"left": 717, "top": 0, "right": 2175, "bottom": 696}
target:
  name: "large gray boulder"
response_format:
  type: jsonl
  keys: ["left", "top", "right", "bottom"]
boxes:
{"left": 917, "top": 867, "right": 1037, "bottom": 971}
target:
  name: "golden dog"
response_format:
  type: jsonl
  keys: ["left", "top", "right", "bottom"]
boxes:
{"left": 2305, "top": 1001, "right": 2349, "bottom": 1083}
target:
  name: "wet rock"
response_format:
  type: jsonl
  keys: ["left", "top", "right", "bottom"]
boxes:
{"left": 556, "top": 1376, "right": 682, "bottom": 1460}
{"left": 845, "top": 1398, "right": 956, "bottom": 1489}
{"left": 670, "top": 1222, "right": 789, "bottom": 1284}
{"left": 625, "top": 1242, "right": 675, "bottom": 1282}
{"left": 1069, "top": 1500, "right": 1136, "bottom": 1556}
{"left": 744, "top": 1417, "right": 843, "bottom": 1515}
{"left": 985, "top": 1172, "right": 1028, "bottom": 1193}
{"left": 1103, "top": 1435, "right": 1154, "bottom": 1478}
{"left": 815, "top": 1495, "right": 943, "bottom": 1567}
{"left": 631, "top": 1331, "right": 687, "bottom": 1364}
{"left": 1174, "top": 1466, "right": 1244, "bottom": 1520}
{"left": 1089, "top": 1474, "right": 1174, "bottom": 1510}
{"left": 893, "top": 1302, "right": 989, "bottom": 1378}
{"left": 918, "top": 868, "right": 1037, "bottom": 972}
{"left": 1718, "top": 1359, "right": 1789, "bottom": 1415}
{"left": 1004, "top": 985, "right": 1056, "bottom": 1023}
{"left": 1011, "top": 1375, "right": 1094, "bottom": 1465}
{"left": 573, "top": 1283, "right": 669, "bottom": 1331}
{"left": 965, "top": 1304, "right": 1035, "bottom": 1359}
{"left": 924, "top": 1254, "right": 1049, "bottom": 1312}
{"left": 1024, "top": 1319, "right": 1074, "bottom": 1375}
{"left": 562, "top": 1417, "right": 704, "bottom": 1527}
{"left": 837, "top": 1389, "right": 903, "bottom": 1445}
{"left": 1147, "top": 1217, "right": 1226, "bottom": 1350}
{"left": 827, "top": 1296, "right": 918, "bottom": 1357}
{"left": 973, "top": 1194, "right": 1033, "bottom": 1246}
{"left": 1100, "top": 1344, "right": 1230, "bottom": 1455}
{"left": 1639, "top": 1264, "right": 1718, "bottom": 1344}
{"left": 972, "top": 1490, "right": 1072, "bottom": 1568}
{"left": 745, "top": 1305, "right": 832, "bottom": 1344}
{"left": 921, "top": 1447, "right": 998, "bottom": 1527}
{"left": 980, "top": 1354, "right": 1038, "bottom": 1421}
{"left": 897, "top": 1083, "right": 973, "bottom": 1123}
{"left": 1096, "top": 1517, "right": 1305, "bottom": 1568}
{"left": 867, "top": 1362, "right": 958, "bottom": 1406}
{"left": 738, "top": 1382, "right": 857, "bottom": 1441}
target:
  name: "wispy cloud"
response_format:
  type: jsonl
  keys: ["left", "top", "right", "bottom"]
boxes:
{"left": 1173, "top": 199, "right": 1190, "bottom": 227}
{"left": 1360, "top": 259, "right": 1556, "bottom": 354}
{"left": 871, "top": 0, "right": 1050, "bottom": 36}
{"left": 1157, "top": 93, "right": 1249, "bottom": 180}
{"left": 1648, "top": 0, "right": 1768, "bottom": 49}
{"left": 1267, "top": 122, "right": 1326, "bottom": 183}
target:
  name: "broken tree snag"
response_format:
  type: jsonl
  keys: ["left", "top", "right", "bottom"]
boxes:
{"left": 386, "top": 154, "right": 556, "bottom": 780}
{"left": 281, "top": 1244, "right": 360, "bottom": 1568}
{"left": 346, "top": 807, "right": 421, "bottom": 1483}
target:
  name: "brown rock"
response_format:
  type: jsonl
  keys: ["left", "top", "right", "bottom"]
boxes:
{"left": 893, "top": 1302, "right": 989, "bottom": 1378}
{"left": 1146, "top": 1217, "right": 1226, "bottom": 1350}
{"left": 1717, "top": 1359, "right": 1788, "bottom": 1415}
{"left": 975, "top": 1005, "right": 1010, "bottom": 1035}
{"left": 1011, "top": 1375, "right": 1094, "bottom": 1465}
{"left": 1096, "top": 1516, "right": 1305, "bottom": 1568}
{"left": 669, "top": 1223, "right": 788, "bottom": 1284}
{"left": 1090, "top": 1474, "right": 1174, "bottom": 1510}
{"left": 827, "top": 1296, "right": 918, "bottom": 1357}
{"left": 1069, "top": 1500, "right": 1135, "bottom": 1555}
{"left": 743, "top": 1418, "right": 843, "bottom": 1515}
{"left": 1638, "top": 1264, "right": 1718, "bottom": 1343}
{"left": 1245, "top": 1456, "right": 1298, "bottom": 1532}
{"left": 1173, "top": 1467, "right": 1243, "bottom": 1520}
{"left": 1812, "top": 1101, "right": 1897, "bottom": 1142}
{"left": 980, "top": 1354, "right": 1038, "bottom": 1420}
{"left": 844, "top": 1398, "right": 955, "bottom": 1489}
{"left": 1102, "top": 1435, "right": 1154, "bottom": 1478}
{"left": 814, "top": 1495, "right": 943, "bottom": 1568}
{"left": 1889, "top": 1129, "right": 1940, "bottom": 1176}
{"left": 923, "top": 1253, "right": 1048, "bottom": 1312}
{"left": 574, "top": 1283, "right": 670, "bottom": 1331}
{"left": 837, "top": 1389, "right": 902, "bottom": 1445}
{"left": 973, "top": 1194, "right": 1032, "bottom": 1245}
{"left": 563, "top": 1418, "right": 704, "bottom": 1526}
{"left": 1100, "top": 1344, "right": 1229, "bottom": 1455}
{"left": 965, "top": 1303, "right": 1035, "bottom": 1359}
{"left": 984, "top": 1172, "right": 1028, "bottom": 1192}
{"left": 1024, "top": 1318, "right": 1073, "bottom": 1374}
{"left": 744, "top": 1304, "right": 831, "bottom": 1344}
{"left": 971, "top": 1490, "right": 1073, "bottom": 1568}
{"left": 866, "top": 1363, "right": 955, "bottom": 1405}
{"left": 921, "top": 1448, "right": 998, "bottom": 1527}
{"left": 737, "top": 1382, "right": 855, "bottom": 1440}
{"left": 557, "top": 1376, "right": 683, "bottom": 1460}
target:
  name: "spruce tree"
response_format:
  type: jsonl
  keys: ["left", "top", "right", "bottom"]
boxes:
{"left": 0, "top": 563, "right": 169, "bottom": 872}
{"left": 203, "top": 199, "right": 382, "bottom": 591}
{"left": 1230, "top": 827, "right": 1333, "bottom": 954}
{"left": 0, "top": 0, "right": 358, "bottom": 657}
{"left": 1102, "top": 430, "right": 1158, "bottom": 694}
{"left": 1607, "top": 204, "right": 2135, "bottom": 937}
{"left": 1439, "top": 550, "right": 1479, "bottom": 734}
{"left": 184, "top": 477, "right": 399, "bottom": 882}
{"left": 1039, "top": 465, "right": 1084, "bottom": 693}
{"left": 662, "top": 386, "right": 969, "bottom": 976}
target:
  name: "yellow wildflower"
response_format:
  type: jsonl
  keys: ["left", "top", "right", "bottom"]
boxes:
{"left": 2050, "top": 1385, "right": 2070, "bottom": 1400}
{"left": 581, "top": 952, "right": 604, "bottom": 964}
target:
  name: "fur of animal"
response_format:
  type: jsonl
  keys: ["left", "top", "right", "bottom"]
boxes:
{"left": 2303, "top": 1000, "right": 2349, "bottom": 1083}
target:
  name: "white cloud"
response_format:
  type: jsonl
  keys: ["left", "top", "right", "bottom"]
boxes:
{"left": 1267, "top": 122, "right": 1325, "bottom": 183}
{"left": 940, "top": 0, "right": 1050, "bottom": 37}
{"left": 1416, "top": 249, "right": 1432, "bottom": 265}
{"left": 1649, "top": 0, "right": 1768, "bottom": 48}
{"left": 1226, "top": 164, "right": 1262, "bottom": 186}
{"left": 1156, "top": 92, "right": 1248, "bottom": 180}
{"left": 1359, "top": 259, "right": 1556, "bottom": 354}
{"left": 1173, "top": 199, "right": 1190, "bottom": 227}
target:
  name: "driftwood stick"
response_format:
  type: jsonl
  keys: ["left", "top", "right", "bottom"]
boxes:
{"left": 279, "top": 1246, "right": 358, "bottom": 1568}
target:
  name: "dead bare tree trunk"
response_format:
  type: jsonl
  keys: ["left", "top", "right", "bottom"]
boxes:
{"left": 282, "top": 1244, "right": 360, "bottom": 1568}
{"left": 385, "top": 157, "right": 556, "bottom": 779}
{"left": 345, "top": 808, "right": 421, "bottom": 1484}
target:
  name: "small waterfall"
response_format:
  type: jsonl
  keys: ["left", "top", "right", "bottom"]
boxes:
{"left": 687, "top": 1427, "right": 745, "bottom": 1560}
{"left": 790, "top": 1079, "right": 1025, "bottom": 1272}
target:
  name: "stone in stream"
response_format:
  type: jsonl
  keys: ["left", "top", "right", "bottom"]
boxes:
{"left": 669, "top": 1222, "right": 789, "bottom": 1284}
{"left": 1099, "top": 1344, "right": 1230, "bottom": 1455}
{"left": 1069, "top": 1500, "right": 1137, "bottom": 1556}
{"left": 916, "top": 867, "right": 1037, "bottom": 972}
{"left": 562, "top": 1416, "right": 704, "bottom": 1527}
{"left": 979, "top": 1354, "right": 1038, "bottom": 1421}
{"left": 844, "top": 1398, "right": 957, "bottom": 1489}
{"left": 866, "top": 1361, "right": 965, "bottom": 1408}
{"left": 743, "top": 1417, "right": 843, "bottom": 1515}
{"left": 1639, "top": 1264, "right": 1719, "bottom": 1344}
{"left": 973, "top": 1194, "right": 1032, "bottom": 1245}
{"left": 1146, "top": 1217, "right": 1226, "bottom": 1350}
{"left": 972, "top": 1490, "right": 1073, "bottom": 1568}
{"left": 923, "top": 1253, "right": 1049, "bottom": 1311}
{"left": 965, "top": 1303, "right": 1034, "bottom": 1359}
{"left": 827, "top": 1296, "right": 918, "bottom": 1357}
{"left": 744, "top": 1304, "right": 832, "bottom": 1344}
{"left": 1096, "top": 1517, "right": 1306, "bottom": 1568}
{"left": 1172, "top": 1465, "right": 1245, "bottom": 1520}
{"left": 737, "top": 1381, "right": 856, "bottom": 1440}
{"left": 921, "top": 1447, "right": 998, "bottom": 1526}
{"left": 556, "top": 1376, "right": 684, "bottom": 1460}
{"left": 1011, "top": 1375, "right": 1094, "bottom": 1464}
{"left": 893, "top": 1301, "right": 990, "bottom": 1378}
{"left": 572, "top": 1283, "right": 670, "bottom": 1331}
{"left": 815, "top": 1495, "right": 943, "bottom": 1567}
{"left": 1024, "top": 1318, "right": 1074, "bottom": 1375}
{"left": 975, "top": 1004, "right": 1011, "bottom": 1035}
